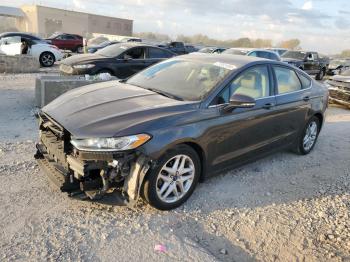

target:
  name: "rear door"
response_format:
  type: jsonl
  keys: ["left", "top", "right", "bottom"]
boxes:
{"left": 0, "top": 36, "right": 21, "bottom": 55}
{"left": 272, "top": 65, "right": 311, "bottom": 143}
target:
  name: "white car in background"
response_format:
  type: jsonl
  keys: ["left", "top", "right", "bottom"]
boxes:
{"left": 0, "top": 32, "right": 63, "bottom": 67}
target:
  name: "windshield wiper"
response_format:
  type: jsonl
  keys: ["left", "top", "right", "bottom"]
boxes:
{"left": 143, "top": 87, "right": 183, "bottom": 101}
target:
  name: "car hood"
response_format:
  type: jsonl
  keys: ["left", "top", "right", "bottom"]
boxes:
{"left": 281, "top": 58, "right": 303, "bottom": 63}
{"left": 330, "top": 74, "right": 350, "bottom": 83}
{"left": 42, "top": 81, "right": 198, "bottom": 138}
{"left": 60, "top": 54, "right": 108, "bottom": 65}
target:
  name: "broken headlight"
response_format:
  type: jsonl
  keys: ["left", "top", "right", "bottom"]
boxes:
{"left": 71, "top": 134, "right": 151, "bottom": 152}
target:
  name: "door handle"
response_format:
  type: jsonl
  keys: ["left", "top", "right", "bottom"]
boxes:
{"left": 303, "top": 96, "right": 310, "bottom": 101}
{"left": 262, "top": 103, "right": 275, "bottom": 109}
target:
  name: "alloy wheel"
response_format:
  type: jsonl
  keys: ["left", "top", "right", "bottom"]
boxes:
{"left": 41, "top": 53, "right": 54, "bottom": 66}
{"left": 303, "top": 121, "right": 318, "bottom": 151}
{"left": 156, "top": 154, "right": 195, "bottom": 203}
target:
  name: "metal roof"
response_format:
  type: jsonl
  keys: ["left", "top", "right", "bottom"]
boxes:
{"left": 0, "top": 6, "right": 25, "bottom": 17}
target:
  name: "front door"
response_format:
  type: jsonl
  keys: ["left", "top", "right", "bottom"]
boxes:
{"left": 115, "top": 47, "right": 147, "bottom": 79}
{"left": 206, "top": 65, "right": 282, "bottom": 171}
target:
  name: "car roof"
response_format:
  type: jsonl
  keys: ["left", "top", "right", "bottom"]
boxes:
{"left": 0, "top": 32, "right": 42, "bottom": 39}
{"left": 176, "top": 53, "right": 273, "bottom": 67}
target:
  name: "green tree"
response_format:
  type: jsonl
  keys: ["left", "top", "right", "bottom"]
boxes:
{"left": 278, "top": 39, "right": 301, "bottom": 50}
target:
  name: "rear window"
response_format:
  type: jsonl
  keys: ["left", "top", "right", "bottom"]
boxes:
{"left": 148, "top": 47, "right": 172, "bottom": 59}
{"left": 274, "top": 66, "right": 302, "bottom": 94}
{"left": 298, "top": 73, "right": 312, "bottom": 88}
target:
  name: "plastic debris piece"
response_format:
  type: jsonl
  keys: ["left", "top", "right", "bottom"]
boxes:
{"left": 154, "top": 244, "right": 167, "bottom": 253}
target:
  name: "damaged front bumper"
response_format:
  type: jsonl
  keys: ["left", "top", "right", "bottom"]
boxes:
{"left": 34, "top": 113, "right": 152, "bottom": 206}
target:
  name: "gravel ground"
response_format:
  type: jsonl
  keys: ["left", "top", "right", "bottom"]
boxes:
{"left": 0, "top": 73, "right": 350, "bottom": 261}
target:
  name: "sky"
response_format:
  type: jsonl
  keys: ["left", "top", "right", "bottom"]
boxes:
{"left": 1, "top": 0, "right": 349, "bottom": 54}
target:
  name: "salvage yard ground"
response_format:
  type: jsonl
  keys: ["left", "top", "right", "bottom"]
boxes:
{"left": 0, "top": 72, "right": 350, "bottom": 261}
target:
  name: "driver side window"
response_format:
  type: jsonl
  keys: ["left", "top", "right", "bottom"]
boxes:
{"left": 123, "top": 47, "right": 145, "bottom": 59}
{"left": 211, "top": 65, "right": 270, "bottom": 105}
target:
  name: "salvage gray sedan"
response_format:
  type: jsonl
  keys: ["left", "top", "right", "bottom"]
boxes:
{"left": 35, "top": 54, "right": 328, "bottom": 210}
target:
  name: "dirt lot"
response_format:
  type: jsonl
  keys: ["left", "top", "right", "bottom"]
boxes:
{"left": 0, "top": 73, "right": 350, "bottom": 261}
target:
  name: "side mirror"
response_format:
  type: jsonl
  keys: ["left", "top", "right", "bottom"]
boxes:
{"left": 224, "top": 94, "right": 255, "bottom": 111}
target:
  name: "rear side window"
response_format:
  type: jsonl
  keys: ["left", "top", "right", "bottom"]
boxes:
{"left": 148, "top": 47, "right": 172, "bottom": 58}
{"left": 274, "top": 66, "right": 302, "bottom": 94}
{"left": 298, "top": 73, "right": 311, "bottom": 88}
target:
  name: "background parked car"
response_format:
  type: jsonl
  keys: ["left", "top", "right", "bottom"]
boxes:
{"left": 185, "top": 44, "right": 199, "bottom": 53}
{"left": 223, "top": 48, "right": 281, "bottom": 61}
{"left": 158, "top": 41, "right": 187, "bottom": 55}
{"left": 120, "top": 37, "right": 142, "bottom": 42}
{"left": 266, "top": 48, "right": 288, "bottom": 56}
{"left": 281, "top": 51, "right": 329, "bottom": 80}
{"left": 87, "top": 40, "right": 120, "bottom": 53}
{"left": 46, "top": 33, "right": 83, "bottom": 53}
{"left": 59, "top": 42, "right": 176, "bottom": 78}
{"left": 327, "top": 59, "right": 350, "bottom": 75}
{"left": 198, "top": 47, "right": 227, "bottom": 54}
{"left": 0, "top": 32, "right": 63, "bottom": 67}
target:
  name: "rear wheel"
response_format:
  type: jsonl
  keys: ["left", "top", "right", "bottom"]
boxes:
{"left": 294, "top": 116, "right": 320, "bottom": 155}
{"left": 142, "top": 145, "right": 200, "bottom": 210}
{"left": 76, "top": 45, "right": 83, "bottom": 53}
{"left": 39, "top": 52, "right": 55, "bottom": 67}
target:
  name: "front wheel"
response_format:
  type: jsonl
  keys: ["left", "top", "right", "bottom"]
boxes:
{"left": 142, "top": 145, "right": 201, "bottom": 210}
{"left": 294, "top": 116, "right": 320, "bottom": 155}
{"left": 39, "top": 52, "right": 55, "bottom": 67}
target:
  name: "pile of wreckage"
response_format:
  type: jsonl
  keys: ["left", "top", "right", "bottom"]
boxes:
{"left": 326, "top": 70, "right": 350, "bottom": 109}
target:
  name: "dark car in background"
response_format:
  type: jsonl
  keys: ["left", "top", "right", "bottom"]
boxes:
{"left": 159, "top": 41, "right": 187, "bottom": 55}
{"left": 327, "top": 59, "right": 350, "bottom": 76}
{"left": 185, "top": 44, "right": 199, "bottom": 53}
{"left": 59, "top": 42, "right": 176, "bottom": 78}
{"left": 36, "top": 54, "right": 328, "bottom": 210}
{"left": 281, "top": 51, "right": 329, "bottom": 80}
{"left": 198, "top": 47, "right": 227, "bottom": 54}
{"left": 223, "top": 48, "right": 281, "bottom": 61}
{"left": 46, "top": 33, "right": 83, "bottom": 53}
{"left": 87, "top": 40, "right": 120, "bottom": 53}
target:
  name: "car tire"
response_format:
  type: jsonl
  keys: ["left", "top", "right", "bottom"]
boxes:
{"left": 294, "top": 116, "right": 320, "bottom": 155}
{"left": 316, "top": 68, "right": 325, "bottom": 80}
{"left": 39, "top": 52, "right": 55, "bottom": 67}
{"left": 142, "top": 145, "right": 201, "bottom": 210}
{"left": 76, "top": 45, "right": 83, "bottom": 53}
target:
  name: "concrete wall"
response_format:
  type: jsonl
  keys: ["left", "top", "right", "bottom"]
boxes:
{"left": 0, "top": 55, "right": 39, "bottom": 73}
{"left": 19, "top": 5, "right": 133, "bottom": 38}
{"left": 35, "top": 76, "right": 117, "bottom": 108}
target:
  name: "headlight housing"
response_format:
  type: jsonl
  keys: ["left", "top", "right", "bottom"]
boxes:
{"left": 73, "top": 64, "right": 95, "bottom": 69}
{"left": 71, "top": 134, "right": 151, "bottom": 152}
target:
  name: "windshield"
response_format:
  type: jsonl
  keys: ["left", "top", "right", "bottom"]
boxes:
{"left": 96, "top": 43, "right": 129, "bottom": 57}
{"left": 222, "top": 49, "right": 249, "bottom": 55}
{"left": 282, "top": 51, "right": 306, "bottom": 60}
{"left": 126, "top": 59, "right": 233, "bottom": 101}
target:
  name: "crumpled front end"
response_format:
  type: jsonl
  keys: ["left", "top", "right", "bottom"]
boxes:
{"left": 34, "top": 112, "right": 151, "bottom": 205}
{"left": 326, "top": 78, "right": 350, "bottom": 108}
